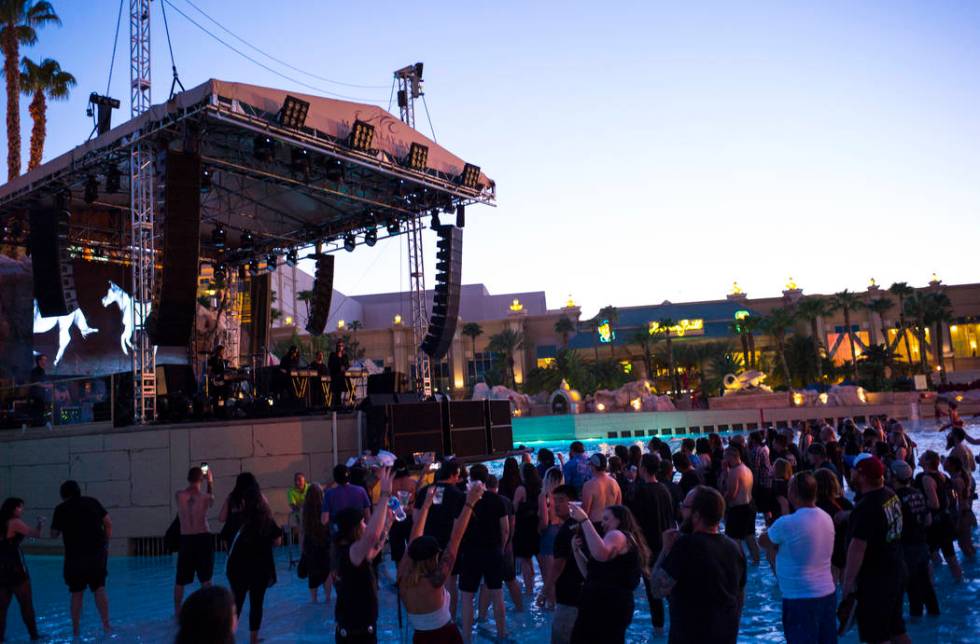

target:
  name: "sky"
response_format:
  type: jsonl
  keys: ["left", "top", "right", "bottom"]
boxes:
{"left": 5, "top": 1, "right": 980, "bottom": 318}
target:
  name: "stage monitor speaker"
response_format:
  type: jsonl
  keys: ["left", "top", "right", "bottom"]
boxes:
{"left": 249, "top": 273, "right": 272, "bottom": 361}
{"left": 148, "top": 150, "right": 201, "bottom": 346}
{"left": 367, "top": 371, "right": 407, "bottom": 395}
{"left": 388, "top": 401, "right": 444, "bottom": 457}
{"left": 487, "top": 399, "right": 514, "bottom": 453}
{"left": 155, "top": 364, "right": 196, "bottom": 397}
{"left": 445, "top": 400, "right": 488, "bottom": 459}
{"left": 29, "top": 207, "right": 77, "bottom": 317}
{"left": 420, "top": 225, "right": 462, "bottom": 360}
{"left": 305, "top": 254, "right": 335, "bottom": 336}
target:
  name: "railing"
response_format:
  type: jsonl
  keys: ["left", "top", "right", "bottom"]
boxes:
{"left": 0, "top": 374, "right": 114, "bottom": 431}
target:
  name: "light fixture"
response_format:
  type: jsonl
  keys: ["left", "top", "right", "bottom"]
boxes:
{"left": 459, "top": 163, "right": 481, "bottom": 188}
{"left": 393, "top": 314, "right": 402, "bottom": 325}
{"left": 596, "top": 402, "right": 606, "bottom": 412}
{"left": 406, "top": 142, "right": 429, "bottom": 170}
{"left": 241, "top": 229, "right": 254, "bottom": 249}
{"left": 105, "top": 165, "right": 121, "bottom": 193}
{"left": 211, "top": 226, "right": 226, "bottom": 248}
{"left": 337, "top": 319, "right": 346, "bottom": 329}
{"left": 630, "top": 398, "right": 642, "bottom": 411}
{"left": 349, "top": 120, "right": 375, "bottom": 151}
{"left": 430, "top": 210, "right": 441, "bottom": 228}
{"left": 290, "top": 148, "right": 311, "bottom": 179}
{"left": 285, "top": 248, "right": 298, "bottom": 266}
{"left": 344, "top": 233, "right": 356, "bottom": 252}
{"left": 200, "top": 167, "right": 212, "bottom": 192}
{"left": 265, "top": 254, "right": 277, "bottom": 272}
{"left": 248, "top": 259, "right": 260, "bottom": 276}
{"left": 278, "top": 95, "right": 310, "bottom": 129}
{"left": 455, "top": 204, "right": 465, "bottom": 228}
{"left": 84, "top": 176, "right": 98, "bottom": 204}
{"left": 386, "top": 219, "right": 400, "bottom": 234}
{"left": 364, "top": 228, "right": 377, "bottom": 247}
{"left": 253, "top": 135, "right": 275, "bottom": 161}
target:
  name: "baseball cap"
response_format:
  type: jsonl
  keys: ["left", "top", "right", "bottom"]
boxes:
{"left": 890, "top": 460, "right": 913, "bottom": 482}
{"left": 856, "top": 456, "right": 885, "bottom": 479}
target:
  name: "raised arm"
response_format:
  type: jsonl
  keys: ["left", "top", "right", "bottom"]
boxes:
{"left": 410, "top": 486, "right": 436, "bottom": 543}
{"left": 350, "top": 467, "right": 394, "bottom": 566}
{"left": 568, "top": 502, "right": 624, "bottom": 561}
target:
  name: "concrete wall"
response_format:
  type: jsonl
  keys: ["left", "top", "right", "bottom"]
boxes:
{"left": 0, "top": 414, "right": 361, "bottom": 555}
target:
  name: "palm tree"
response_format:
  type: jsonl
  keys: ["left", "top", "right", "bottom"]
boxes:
{"left": 865, "top": 296, "right": 894, "bottom": 360}
{"left": 728, "top": 319, "right": 751, "bottom": 370}
{"left": 925, "top": 291, "right": 953, "bottom": 385}
{"left": 742, "top": 315, "right": 761, "bottom": 369}
{"left": 795, "top": 296, "right": 830, "bottom": 382}
{"left": 19, "top": 56, "right": 73, "bottom": 170}
{"left": 653, "top": 318, "right": 679, "bottom": 396}
{"left": 760, "top": 307, "right": 795, "bottom": 387}
{"left": 553, "top": 316, "right": 575, "bottom": 349}
{"left": 461, "top": 322, "right": 483, "bottom": 384}
{"left": 0, "top": 0, "right": 59, "bottom": 180}
{"left": 888, "top": 282, "right": 915, "bottom": 368}
{"left": 830, "top": 290, "right": 864, "bottom": 381}
{"left": 596, "top": 305, "right": 619, "bottom": 358}
{"left": 631, "top": 328, "right": 658, "bottom": 381}
{"left": 487, "top": 328, "right": 524, "bottom": 389}
{"left": 347, "top": 320, "right": 363, "bottom": 357}
{"left": 903, "top": 291, "right": 930, "bottom": 374}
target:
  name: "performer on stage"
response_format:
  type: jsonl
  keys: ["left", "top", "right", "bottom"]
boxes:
{"left": 209, "top": 346, "right": 230, "bottom": 409}
{"left": 327, "top": 340, "right": 350, "bottom": 410}
{"left": 280, "top": 346, "right": 301, "bottom": 371}
{"left": 309, "top": 351, "right": 329, "bottom": 408}
{"left": 309, "top": 351, "right": 328, "bottom": 376}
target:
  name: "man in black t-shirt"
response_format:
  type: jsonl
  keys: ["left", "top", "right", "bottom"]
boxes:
{"left": 628, "top": 453, "right": 676, "bottom": 634}
{"left": 457, "top": 464, "right": 508, "bottom": 642}
{"left": 550, "top": 484, "right": 583, "bottom": 644}
{"left": 650, "top": 485, "right": 746, "bottom": 644}
{"left": 50, "top": 480, "right": 112, "bottom": 637}
{"left": 843, "top": 456, "right": 910, "bottom": 644}
{"left": 891, "top": 460, "right": 939, "bottom": 617}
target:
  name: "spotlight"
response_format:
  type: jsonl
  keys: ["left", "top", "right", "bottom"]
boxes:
{"left": 212, "top": 226, "right": 226, "bottom": 248}
{"left": 290, "top": 148, "right": 311, "bottom": 179}
{"left": 241, "top": 229, "right": 254, "bottom": 249}
{"left": 200, "top": 167, "right": 212, "bottom": 192}
{"left": 285, "top": 248, "right": 298, "bottom": 267}
{"left": 265, "top": 254, "right": 277, "bottom": 272}
{"left": 349, "top": 120, "right": 375, "bottom": 151}
{"left": 406, "top": 142, "right": 429, "bottom": 170}
{"left": 386, "top": 219, "right": 400, "bottom": 234}
{"left": 253, "top": 135, "right": 275, "bottom": 161}
{"left": 248, "top": 260, "right": 260, "bottom": 276}
{"left": 459, "top": 163, "right": 481, "bottom": 189}
{"left": 455, "top": 204, "right": 465, "bottom": 228}
{"left": 364, "top": 228, "right": 377, "bottom": 247}
{"left": 430, "top": 210, "right": 441, "bottom": 228}
{"left": 278, "top": 95, "right": 310, "bottom": 129}
{"left": 105, "top": 165, "right": 121, "bottom": 193}
{"left": 344, "top": 233, "right": 356, "bottom": 252}
{"left": 84, "top": 176, "right": 99, "bottom": 204}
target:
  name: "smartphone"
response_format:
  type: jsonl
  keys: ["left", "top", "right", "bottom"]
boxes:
{"left": 201, "top": 462, "right": 209, "bottom": 474}
{"left": 433, "top": 486, "right": 445, "bottom": 505}
{"left": 413, "top": 452, "right": 423, "bottom": 465}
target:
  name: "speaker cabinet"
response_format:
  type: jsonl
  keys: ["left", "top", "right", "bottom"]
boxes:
{"left": 248, "top": 273, "right": 272, "bottom": 360}
{"left": 29, "top": 207, "right": 76, "bottom": 317}
{"left": 388, "top": 401, "right": 445, "bottom": 457}
{"left": 445, "top": 400, "right": 488, "bottom": 458}
{"left": 421, "top": 225, "right": 462, "bottom": 359}
{"left": 488, "top": 400, "right": 514, "bottom": 453}
{"left": 305, "top": 254, "right": 335, "bottom": 336}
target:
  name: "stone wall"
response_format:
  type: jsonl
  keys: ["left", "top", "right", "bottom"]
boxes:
{"left": 0, "top": 414, "right": 361, "bottom": 555}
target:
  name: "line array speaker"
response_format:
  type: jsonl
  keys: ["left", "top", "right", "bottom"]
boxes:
{"left": 421, "top": 225, "right": 462, "bottom": 359}
{"left": 305, "top": 253, "right": 335, "bottom": 336}
{"left": 249, "top": 273, "right": 272, "bottom": 361}
{"left": 29, "top": 207, "right": 77, "bottom": 317}
{"left": 147, "top": 150, "right": 201, "bottom": 346}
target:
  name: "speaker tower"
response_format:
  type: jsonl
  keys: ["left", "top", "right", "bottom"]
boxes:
{"left": 421, "top": 225, "right": 462, "bottom": 359}
{"left": 29, "top": 206, "right": 76, "bottom": 317}
{"left": 305, "top": 254, "right": 335, "bottom": 336}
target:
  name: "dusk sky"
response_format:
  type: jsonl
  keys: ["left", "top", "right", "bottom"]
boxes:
{"left": 9, "top": 1, "right": 980, "bottom": 317}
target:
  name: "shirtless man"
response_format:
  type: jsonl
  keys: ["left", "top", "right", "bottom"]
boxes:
{"left": 581, "top": 453, "right": 621, "bottom": 523}
{"left": 174, "top": 466, "right": 215, "bottom": 616}
{"left": 722, "top": 446, "right": 760, "bottom": 564}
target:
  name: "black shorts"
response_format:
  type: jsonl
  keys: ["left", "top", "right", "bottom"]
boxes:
{"left": 458, "top": 547, "right": 504, "bottom": 593}
{"left": 724, "top": 504, "right": 756, "bottom": 539}
{"left": 857, "top": 581, "right": 906, "bottom": 643}
{"left": 64, "top": 552, "right": 107, "bottom": 593}
{"left": 501, "top": 549, "right": 516, "bottom": 582}
{"left": 176, "top": 533, "right": 214, "bottom": 586}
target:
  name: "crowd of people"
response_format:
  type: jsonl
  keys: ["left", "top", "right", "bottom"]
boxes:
{"left": 0, "top": 414, "right": 976, "bottom": 643}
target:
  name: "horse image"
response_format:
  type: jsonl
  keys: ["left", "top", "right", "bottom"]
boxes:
{"left": 101, "top": 281, "right": 151, "bottom": 355}
{"left": 32, "top": 300, "right": 98, "bottom": 366}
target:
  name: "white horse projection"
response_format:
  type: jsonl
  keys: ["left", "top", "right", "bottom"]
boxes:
{"left": 101, "top": 281, "right": 151, "bottom": 355}
{"left": 32, "top": 300, "right": 99, "bottom": 366}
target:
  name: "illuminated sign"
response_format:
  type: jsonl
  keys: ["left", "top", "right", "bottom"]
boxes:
{"left": 598, "top": 319, "right": 615, "bottom": 343}
{"left": 734, "top": 310, "right": 750, "bottom": 320}
{"left": 648, "top": 319, "right": 704, "bottom": 338}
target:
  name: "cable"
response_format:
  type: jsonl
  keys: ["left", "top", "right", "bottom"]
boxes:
{"left": 177, "top": 0, "right": 389, "bottom": 90}
{"left": 105, "top": 0, "right": 124, "bottom": 95}
{"left": 387, "top": 77, "right": 396, "bottom": 113}
{"left": 162, "top": 0, "right": 386, "bottom": 103}
{"left": 421, "top": 94, "right": 437, "bottom": 142}
{"left": 160, "top": 0, "right": 185, "bottom": 98}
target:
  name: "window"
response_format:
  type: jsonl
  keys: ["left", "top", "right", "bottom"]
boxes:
{"left": 467, "top": 352, "right": 499, "bottom": 385}
{"left": 410, "top": 360, "right": 451, "bottom": 394}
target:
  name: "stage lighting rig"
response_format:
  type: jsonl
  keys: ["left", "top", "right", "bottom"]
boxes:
{"left": 105, "top": 165, "right": 121, "bottom": 193}
{"left": 285, "top": 248, "right": 298, "bottom": 266}
{"left": 266, "top": 254, "right": 277, "bottom": 272}
{"left": 364, "top": 228, "right": 377, "bottom": 247}
{"left": 84, "top": 176, "right": 99, "bottom": 204}
{"left": 406, "top": 142, "right": 429, "bottom": 170}
{"left": 248, "top": 259, "right": 260, "bottom": 276}
{"left": 253, "top": 135, "right": 275, "bottom": 161}
{"left": 456, "top": 204, "right": 465, "bottom": 228}
{"left": 459, "top": 163, "right": 481, "bottom": 189}
{"left": 200, "top": 167, "right": 212, "bottom": 192}
{"left": 241, "top": 229, "right": 255, "bottom": 249}
{"left": 212, "top": 225, "right": 226, "bottom": 248}
{"left": 344, "top": 233, "right": 357, "bottom": 252}
{"left": 386, "top": 219, "right": 400, "bottom": 234}
{"left": 87, "top": 93, "right": 120, "bottom": 135}
{"left": 290, "top": 148, "right": 311, "bottom": 180}
{"left": 278, "top": 95, "right": 310, "bottom": 129}
{"left": 349, "top": 120, "right": 375, "bottom": 151}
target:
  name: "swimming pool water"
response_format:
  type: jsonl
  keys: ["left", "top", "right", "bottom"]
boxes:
{"left": 3, "top": 425, "right": 979, "bottom": 643}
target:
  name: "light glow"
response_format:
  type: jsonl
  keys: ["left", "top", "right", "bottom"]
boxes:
{"left": 510, "top": 298, "right": 524, "bottom": 312}
{"left": 856, "top": 387, "right": 868, "bottom": 404}
{"left": 786, "top": 276, "right": 798, "bottom": 290}
{"left": 649, "top": 319, "right": 704, "bottom": 337}
{"left": 393, "top": 314, "right": 402, "bottom": 325}
{"left": 630, "top": 398, "right": 642, "bottom": 411}
{"left": 792, "top": 392, "right": 804, "bottom": 406}
{"left": 598, "top": 319, "right": 615, "bottom": 343}
{"left": 818, "top": 392, "right": 829, "bottom": 405}
{"left": 596, "top": 402, "right": 606, "bottom": 412}
{"left": 731, "top": 281, "right": 743, "bottom": 295}
{"left": 337, "top": 319, "right": 345, "bottom": 329}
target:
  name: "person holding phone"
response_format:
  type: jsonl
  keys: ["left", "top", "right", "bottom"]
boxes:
{"left": 174, "top": 466, "right": 215, "bottom": 617}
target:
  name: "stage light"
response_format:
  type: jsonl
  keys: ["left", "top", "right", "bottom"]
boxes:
{"left": 248, "top": 260, "right": 260, "bottom": 276}
{"left": 105, "top": 165, "right": 121, "bottom": 193}
{"left": 285, "top": 248, "right": 298, "bottom": 266}
{"left": 386, "top": 219, "right": 400, "bottom": 234}
{"left": 431, "top": 210, "right": 441, "bottom": 228}
{"left": 266, "top": 254, "right": 277, "bottom": 272}
{"left": 349, "top": 120, "right": 375, "bottom": 151}
{"left": 455, "top": 204, "right": 465, "bottom": 228}
{"left": 84, "top": 176, "right": 99, "bottom": 204}
{"left": 406, "top": 142, "right": 429, "bottom": 170}
{"left": 364, "top": 228, "right": 377, "bottom": 247}
{"left": 200, "top": 167, "right": 212, "bottom": 192}
{"left": 253, "top": 135, "right": 275, "bottom": 161}
{"left": 459, "top": 163, "right": 481, "bottom": 189}
{"left": 212, "top": 225, "right": 226, "bottom": 248}
{"left": 278, "top": 95, "right": 310, "bottom": 129}
{"left": 241, "top": 229, "right": 255, "bottom": 249}
{"left": 344, "top": 233, "right": 356, "bottom": 252}
{"left": 290, "top": 148, "right": 311, "bottom": 179}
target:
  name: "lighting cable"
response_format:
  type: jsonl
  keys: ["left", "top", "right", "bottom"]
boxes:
{"left": 160, "top": 0, "right": 186, "bottom": 99}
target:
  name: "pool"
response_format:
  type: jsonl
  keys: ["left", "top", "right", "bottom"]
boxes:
{"left": 4, "top": 424, "right": 979, "bottom": 642}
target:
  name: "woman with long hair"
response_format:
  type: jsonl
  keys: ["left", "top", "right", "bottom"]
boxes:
{"left": 0, "top": 498, "right": 41, "bottom": 641}
{"left": 498, "top": 457, "right": 521, "bottom": 501}
{"left": 768, "top": 458, "right": 793, "bottom": 524}
{"left": 535, "top": 448, "right": 556, "bottom": 480}
{"left": 219, "top": 472, "right": 259, "bottom": 547}
{"left": 567, "top": 503, "right": 650, "bottom": 644}
{"left": 536, "top": 466, "right": 563, "bottom": 609}
{"left": 512, "top": 462, "right": 542, "bottom": 595}
{"left": 301, "top": 485, "right": 331, "bottom": 603}
{"left": 225, "top": 481, "right": 282, "bottom": 644}
{"left": 333, "top": 467, "right": 395, "bottom": 643}
{"left": 814, "top": 468, "right": 853, "bottom": 582}
{"left": 398, "top": 482, "right": 484, "bottom": 643}
{"left": 175, "top": 585, "right": 236, "bottom": 644}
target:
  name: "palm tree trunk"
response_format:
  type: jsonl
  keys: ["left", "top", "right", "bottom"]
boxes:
{"left": 666, "top": 337, "right": 677, "bottom": 396}
{"left": 777, "top": 338, "right": 792, "bottom": 386}
{"left": 810, "top": 318, "right": 823, "bottom": 381}
{"left": 934, "top": 321, "right": 947, "bottom": 385}
{"left": 899, "top": 309, "right": 914, "bottom": 372}
{"left": 3, "top": 33, "right": 21, "bottom": 180}
{"left": 740, "top": 332, "right": 750, "bottom": 370}
{"left": 28, "top": 91, "right": 45, "bottom": 171}
{"left": 747, "top": 333, "right": 756, "bottom": 369}
{"left": 844, "top": 310, "right": 858, "bottom": 380}
{"left": 917, "top": 325, "right": 929, "bottom": 374}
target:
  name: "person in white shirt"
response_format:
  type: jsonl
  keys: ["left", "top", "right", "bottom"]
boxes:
{"left": 760, "top": 471, "right": 836, "bottom": 644}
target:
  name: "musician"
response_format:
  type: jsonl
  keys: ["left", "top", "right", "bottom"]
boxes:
{"left": 280, "top": 345, "right": 301, "bottom": 371}
{"left": 209, "top": 345, "right": 230, "bottom": 408}
{"left": 327, "top": 340, "right": 350, "bottom": 409}
{"left": 309, "top": 351, "right": 328, "bottom": 376}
